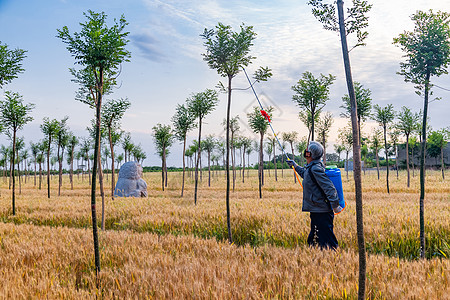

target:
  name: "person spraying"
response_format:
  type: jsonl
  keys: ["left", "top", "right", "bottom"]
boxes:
{"left": 287, "top": 141, "right": 344, "bottom": 249}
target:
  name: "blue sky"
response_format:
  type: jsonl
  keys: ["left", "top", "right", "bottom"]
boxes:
{"left": 1, "top": 0, "right": 450, "bottom": 167}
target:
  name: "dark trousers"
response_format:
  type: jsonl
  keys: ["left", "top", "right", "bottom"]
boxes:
{"left": 307, "top": 211, "right": 338, "bottom": 250}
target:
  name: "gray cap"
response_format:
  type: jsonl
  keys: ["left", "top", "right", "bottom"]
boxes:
{"left": 308, "top": 141, "right": 324, "bottom": 160}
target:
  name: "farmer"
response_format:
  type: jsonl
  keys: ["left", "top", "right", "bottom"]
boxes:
{"left": 287, "top": 141, "right": 343, "bottom": 249}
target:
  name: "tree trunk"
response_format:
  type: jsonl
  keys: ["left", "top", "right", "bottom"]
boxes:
{"left": 337, "top": 1, "right": 366, "bottom": 298}
{"left": 419, "top": 71, "right": 430, "bottom": 259}
{"left": 412, "top": 147, "right": 415, "bottom": 177}
{"left": 322, "top": 135, "right": 327, "bottom": 166}
{"left": 346, "top": 152, "right": 349, "bottom": 180}
{"left": 194, "top": 118, "right": 202, "bottom": 205}
{"left": 384, "top": 126, "right": 390, "bottom": 194}
{"left": 231, "top": 133, "right": 235, "bottom": 192}
{"left": 161, "top": 147, "right": 165, "bottom": 191}
{"left": 108, "top": 129, "right": 116, "bottom": 199}
{"left": 376, "top": 149, "right": 380, "bottom": 180}
{"left": 34, "top": 157, "right": 37, "bottom": 186}
{"left": 258, "top": 131, "right": 263, "bottom": 198}
{"left": 70, "top": 147, "right": 75, "bottom": 190}
{"left": 208, "top": 151, "right": 211, "bottom": 187}
{"left": 290, "top": 142, "right": 296, "bottom": 183}
{"left": 181, "top": 137, "right": 186, "bottom": 197}
{"left": 39, "top": 163, "right": 42, "bottom": 190}
{"left": 225, "top": 75, "right": 233, "bottom": 243}
{"left": 58, "top": 145, "right": 64, "bottom": 196}
{"left": 46, "top": 136, "right": 51, "bottom": 198}
{"left": 11, "top": 129, "right": 16, "bottom": 215}
{"left": 273, "top": 141, "right": 277, "bottom": 181}
{"left": 90, "top": 68, "right": 103, "bottom": 277}
{"left": 98, "top": 152, "right": 105, "bottom": 231}
{"left": 441, "top": 146, "right": 445, "bottom": 180}
{"left": 406, "top": 133, "right": 410, "bottom": 188}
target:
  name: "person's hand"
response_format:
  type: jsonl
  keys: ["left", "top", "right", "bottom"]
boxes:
{"left": 286, "top": 159, "right": 297, "bottom": 168}
{"left": 333, "top": 205, "right": 344, "bottom": 214}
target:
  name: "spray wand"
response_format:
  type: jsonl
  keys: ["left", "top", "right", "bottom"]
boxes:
{"left": 242, "top": 67, "right": 302, "bottom": 188}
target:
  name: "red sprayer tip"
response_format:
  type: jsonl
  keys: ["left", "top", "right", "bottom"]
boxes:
{"left": 260, "top": 110, "right": 271, "bottom": 122}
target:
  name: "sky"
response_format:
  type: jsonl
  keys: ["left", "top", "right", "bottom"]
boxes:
{"left": 1, "top": 0, "right": 450, "bottom": 167}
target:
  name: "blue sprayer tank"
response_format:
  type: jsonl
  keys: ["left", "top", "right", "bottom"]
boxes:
{"left": 325, "top": 165, "right": 346, "bottom": 209}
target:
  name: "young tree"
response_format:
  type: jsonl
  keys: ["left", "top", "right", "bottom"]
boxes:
{"left": 152, "top": 124, "right": 174, "bottom": 191}
{"left": 267, "top": 134, "right": 278, "bottom": 181}
{"left": 248, "top": 106, "right": 273, "bottom": 199}
{"left": 292, "top": 71, "right": 335, "bottom": 141}
{"left": 390, "top": 129, "right": 400, "bottom": 179}
{"left": 396, "top": 106, "right": 420, "bottom": 187}
{"left": 373, "top": 104, "right": 395, "bottom": 194}
{"left": 121, "top": 132, "right": 133, "bottom": 163}
{"left": 202, "top": 135, "right": 216, "bottom": 187}
{"left": 296, "top": 137, "right": 308, "bottom": 166}
{"left": 340, "top": 82, "right": 372, "bottom": 141}
{"left": 298, "top": 110, "right": 319, "bottom": 143}
{"left": 37, "top": 141, "right": 46, "bottom": 190}
{"left": 316, "top": 111, "right": 334, "bottom": 165}
{"left": 0, "top": 91, "right": 34, "bottom": 215}
{"left": 66, "top": 134, "right": 78, "bottom": 190}
{"left": 0, "top": 41, "right": 26, "bottom": 88}
{"left": 428, "top": 129, "right": 448, "bottom": 180}
{"left": 58, "top": 10, "right": 130, "bottom": 275}
{"left": 201, "top": 23, "right": 270, "bottom": 243}
{"left": 55, "top": 117, "right": 69, "bottom": 196}
{"left": 40, "top": 118, "right": 59, "bottom": 198}
{"left": 309, "top": 1, "right": 373, "bottom": 296}
{"left": 334, "top": 144, "right": 344, "bottom": 165}
{"left": 282, "top": 131, "right": 298, "bottom": 183}
{"left": 102, "top": 98, "right": 130, "bottom": 199}
{"left": 370, "top": 129, "right": 382, "bottom": 180}
{"left": 339, "top": 126, "right": 353, "bottom": 180}
{"left": 187, "top": 89, "right": 219, "bottom": 204}
{"left": 30, "top": 141, "right": 39, "bottom": 186}
{"left": 172, "top": 103, "right": 196, "bottom": 197}
{"left": 394, "top": 9, "right": 450, "bottom": 259}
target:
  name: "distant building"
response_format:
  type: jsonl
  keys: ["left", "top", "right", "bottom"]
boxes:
{"left": 397, "top": 142, "right": 450, "bottom": 167}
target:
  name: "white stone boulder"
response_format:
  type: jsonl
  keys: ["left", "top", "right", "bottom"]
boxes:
{"left": 114, "top": 161, "right": 148, "bottom": 197}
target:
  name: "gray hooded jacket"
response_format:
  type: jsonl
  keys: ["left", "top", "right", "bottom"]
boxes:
{"left": 294, "top": 159, "right": 340, "bottom": 213}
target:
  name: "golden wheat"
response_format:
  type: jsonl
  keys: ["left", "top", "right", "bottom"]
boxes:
{"left": 0, "top": 169, "right": 448, "bottom": 299}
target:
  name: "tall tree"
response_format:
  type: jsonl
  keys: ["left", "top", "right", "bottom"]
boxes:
{"left": 172, "top": 103, "right": 196, "bottom": 197}
{"left": 0, "top": 91, "right": 34, "bottom": 215}
{"left": 57, "top": 10, "right": 131, "bottom": 275}
{"left": 309, "top": 1, "right": 373, "bottom": 297}
{"left": 340, "top": 82, "right": 372, "bottom": 141}
{"left": 292, "top": 71, "right": 335, "bottom": 141}
{"left": 372, "top": 104, "right": 395, "bottom": 194}
{"left": 282, "top": 131, "right": 298, "bottom": 183}
{"left": 248, "top": 106, "right": 273, "bottom": 199}
{"left": 393, "top": 9, "right": 450, "bottom": 258}
{"left": 201, "top": 23, "right": 271, "bottom": 243}
{"left": 0, "top": 41, "right": 26, "bottom": 88}
{"left": 152, "top": 124, "right": 174, "bottom": 191}
{"left": 102, "top": 98, "right": 130, "bottom": 199}
{"left": 296, "top": 137, "right": 308, "bottom": 166}
{"left": 316, "top": 111, "right": 334, "bottom": 165}
{"left": 396, "top": 106, "right": 420, "bottom": 187}
{"left": 187, "top": 89, "right": 219, "bottom": 204}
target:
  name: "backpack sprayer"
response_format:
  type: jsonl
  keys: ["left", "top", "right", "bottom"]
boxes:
{"left": 242, "top": 67, "right": 303, "bottom": 188}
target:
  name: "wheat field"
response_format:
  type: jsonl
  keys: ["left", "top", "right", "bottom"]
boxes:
{"left": 0, "top": 169, "right": 448, "bottom": 299}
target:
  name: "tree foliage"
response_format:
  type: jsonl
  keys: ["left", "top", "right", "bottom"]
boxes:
{"left": 0, "top": 42, "right": 27, "bottom": 88}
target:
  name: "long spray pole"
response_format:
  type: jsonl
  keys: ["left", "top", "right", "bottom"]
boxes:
{"left": 243, "top": 67, "right": 302, "bottom": 188}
